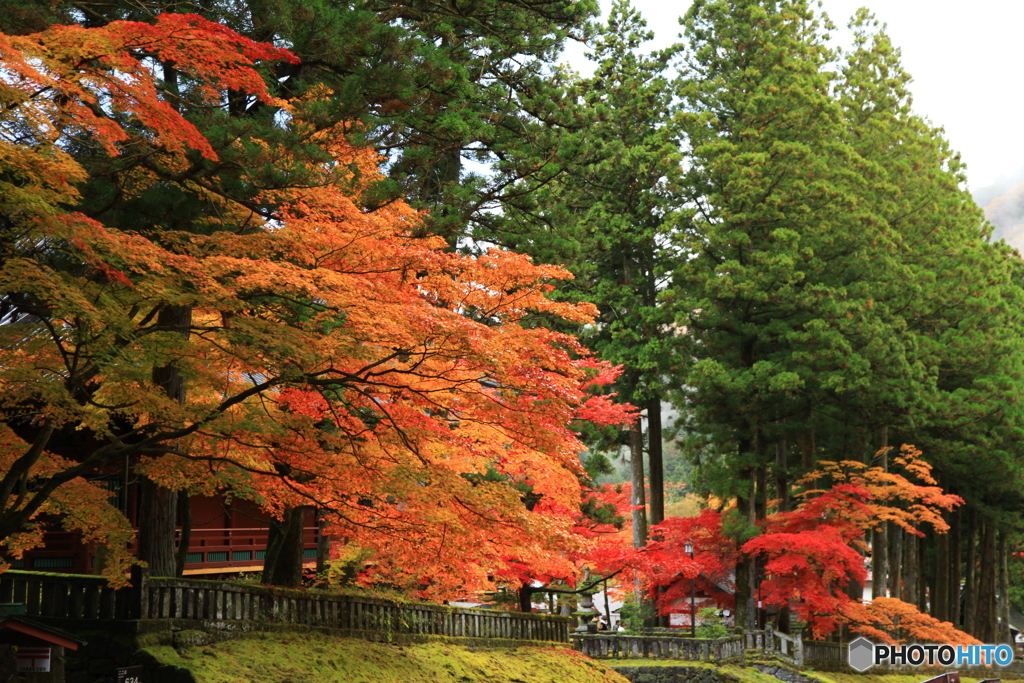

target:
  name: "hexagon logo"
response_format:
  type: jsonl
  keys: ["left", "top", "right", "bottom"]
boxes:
{"left": 848, "top": 637, "right": 875, "bottom": 672}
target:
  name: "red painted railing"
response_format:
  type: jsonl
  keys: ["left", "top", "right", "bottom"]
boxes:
{"left": 17, "top": 526, "right": 319, "bottom": 575}
{"left": 176, "top": 526, "right": 319, "bottom": 572}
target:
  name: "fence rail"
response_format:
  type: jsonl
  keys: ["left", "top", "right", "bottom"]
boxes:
{"left": 144, "top": 577, "right": 568, "bottom": 642}
{"left": 15, "top": 569, "right": 1024, "bottom": 668}
{"left": 0, "top": 571, "right": 568, "bottom": 643}
{"left": 803, "top": 638, "right": 842, "bottom": 666}
{"left": 0, "top": 571, "right": 135, "bottom": 620}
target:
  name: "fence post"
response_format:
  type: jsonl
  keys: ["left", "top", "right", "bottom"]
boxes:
{"left": 765, "top": 624, "right": 774, "bottom": 655}
{"left": 131, "top": 566, "right": 147, "bottom": 619}
{"left": 794, "top": 630, "right": 804, "bottom": 667}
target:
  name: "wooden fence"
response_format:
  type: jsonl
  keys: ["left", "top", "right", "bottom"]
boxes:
{"left": 0, "top": 571, "right": 569, "bottom": 643}
{"left": 802, "top": 638, "right": 843, "bottom": 668}
{"left": 0, "top": 570, "right": 135, "bottom": 620}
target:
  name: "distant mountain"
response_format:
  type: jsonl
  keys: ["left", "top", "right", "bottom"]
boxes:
{"left": 973, "top": 166, "right": 1024, "bottom": 253}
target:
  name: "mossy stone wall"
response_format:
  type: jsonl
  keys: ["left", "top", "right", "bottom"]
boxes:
{"left": 611, "top": 665, "right": 741, "bottom": 683}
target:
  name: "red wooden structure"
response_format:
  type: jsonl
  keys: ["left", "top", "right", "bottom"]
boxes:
{"left": 15, "top": 487, "right": 319, "bottom": 577}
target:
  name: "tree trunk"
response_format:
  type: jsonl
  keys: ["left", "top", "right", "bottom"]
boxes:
{"left": 763, "top": 438, "right": 787, "bottom": 631}
{"left": 978, "top": 517, "right": 997, "bottom": 643}
{"left": 921, "top": 533, "right": 930, "bottom": 610}
{"left": 754, "top": 464, "right": 768, "bottom": 522}
{"left": 139, "top": 304, "right": 192, "bottom": 577}
{"left": 647, "top": 398, "right": 664, "bottom": 526}
{"left": 316, "top": 508, "right": 331, "bottom": 580}
{"left": 262, "top": 506, "right": 307, "bottom": 587}
{"left": 889, "top": 526, "right": 903, "bottom": 600}
{"left": 964, "top": 509, "right": 978, "bottom": 636}
{"left": 519, "top": 585, "right": 538, "bottom": 613}
{"left": 921, "top": 527, "right": 935, "bottom": 612}
{"left": 138, "top": 478, "right": 177, "bottom": 577}
{"left": 629, "top": 421, "right": 648, "bottom": 548}
{"left": 871, "top": 428, "right": 889, "bottom": 599}
{"left": 174, "top": 493, "right": 192, "bottom": 577}
{"left": 734, "top": 462, "right": 756, "bottom": 630}
{"left": 999, "top": 529, "right": 1011, "bottom": 644}
{"left": 902, "top": 530, "right": 918, "bottom": 611}
{"left": 799, "top": 431, "right": 811, "bottom": 471}
{"left": 934, "top": 520, "right": 950, "bottom": 621}
{"left": 775, "top": 439, "right": 788, "bottom": 513}
{"left": 735, "top": 550, "right": 753, "bottom": 630}
{"left": 847, "top": 547, "right": 866, "bottom": 601}
{"left": 950, "top": 506, "right": 962, "bottom": 628}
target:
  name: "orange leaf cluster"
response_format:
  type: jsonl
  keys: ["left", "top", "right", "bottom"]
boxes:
{"left": 798, "top": 445, "right": 963, "bottom": 540}
{"left": 842, "top": 597, "right": 979, "bottom": 645}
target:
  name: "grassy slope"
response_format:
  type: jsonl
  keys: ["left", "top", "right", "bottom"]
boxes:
{"left": 144, "top": 632, "right": 630, "bottom": 683}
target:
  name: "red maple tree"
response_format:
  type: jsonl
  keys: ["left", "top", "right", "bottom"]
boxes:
{"left": 590, "top": 448, "right": 970, "bottom": 640}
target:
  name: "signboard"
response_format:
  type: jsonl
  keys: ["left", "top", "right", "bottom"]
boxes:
{"left": 16, "top": 647, "right": 50, "bottom": 673}
{"left": 117, "top": 666, "right": 144, "bottom": 683}
{"left": 919, "top": 673, "right": 961, "bottom": 683}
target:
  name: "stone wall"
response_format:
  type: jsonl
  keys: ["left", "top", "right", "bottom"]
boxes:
{"left": 611, "top": 662, "right": 832, "bottom": 683}
{"left": 610, "top": 665, "right": 741, "bottom": 683}
{"left": 751, "top": 663, "right": 822, "bottom": 683}
{"left": 63, "top": 626, "right": 143, "bottom": 683}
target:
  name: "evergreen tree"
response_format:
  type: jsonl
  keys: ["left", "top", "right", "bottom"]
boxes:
{"left": 836, "top": 11, "right": 1024, "bottom": 611}
{"left": 494, "top": 0, "right": 684, "bottom": 531}
{"left": 672, "top": 0, "right": 913, "bottom": 626}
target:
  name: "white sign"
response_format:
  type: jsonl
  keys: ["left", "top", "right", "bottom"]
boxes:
{"left": 669, "top": 612, "right": 690, "bottom": 627}
{"left": 16, "top": 647, "right": 50, "bottom": 673}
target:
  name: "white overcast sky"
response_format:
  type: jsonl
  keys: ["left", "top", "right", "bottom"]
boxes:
{"left": 560, "top": 0, "right": 1024, "bottom": 192}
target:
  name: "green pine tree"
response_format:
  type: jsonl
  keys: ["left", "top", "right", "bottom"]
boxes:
{"left": 493, "top": 0, "right": 685, "bottom": 534}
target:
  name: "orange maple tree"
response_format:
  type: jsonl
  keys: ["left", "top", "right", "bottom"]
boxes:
{"left": 0, "top": 17, "right": 634, "bottom": 592}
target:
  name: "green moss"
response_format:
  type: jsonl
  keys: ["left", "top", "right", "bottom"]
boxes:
{"left": 143, "top": 632, "right": 629, "bottom": 683}
{"left": 610, "top": 659, "right": 722, "bottom": 669}
{"left": 608, "top": 659, "right": 776, "bottom": 683}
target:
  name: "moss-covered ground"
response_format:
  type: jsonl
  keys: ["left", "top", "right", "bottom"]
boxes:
{"left": 144, "top": 632, "right": 630, "bottom": 683}
{"left": 146, "top": 634, "right": 1024, "bottom": 683}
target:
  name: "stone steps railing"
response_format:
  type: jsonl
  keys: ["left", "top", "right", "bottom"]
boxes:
{"left": 570, "top": 633, "right": 745, "bottom": 661}
{"left": 0, "top": 571, "right": 569, "bottom": 643}
{"left": 143, "top": 577, "right": 568, "bottom": 642}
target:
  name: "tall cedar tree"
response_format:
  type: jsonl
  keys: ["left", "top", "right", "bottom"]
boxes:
{"left": 836, "top": 11, "right": 1024, "bottom": 611}
{"left": 672, "top": 0, "right": 916, "bottom": 626}
{"left": 495, "top": 0, "right": 684, "bottom": 535}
